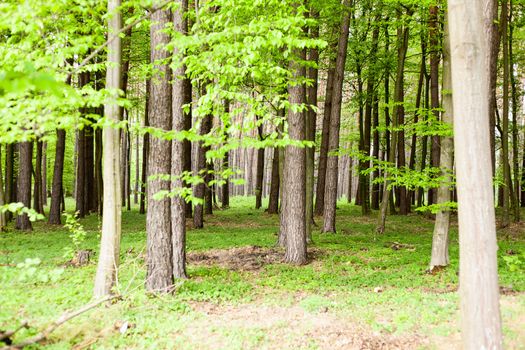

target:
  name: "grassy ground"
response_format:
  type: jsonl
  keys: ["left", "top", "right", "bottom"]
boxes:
{"left": 1, "top": 197, "right": 524, "bottom": 349}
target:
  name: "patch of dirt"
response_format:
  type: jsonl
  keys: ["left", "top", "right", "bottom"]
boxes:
{"left": 187, "top": 246, "right": 325, "bottom": 272}
{"left": 179, "top": 301, "right": 427, "bottom": 350}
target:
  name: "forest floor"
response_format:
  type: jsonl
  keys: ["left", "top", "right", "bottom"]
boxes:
{"left": 1, "top": 197, "right": 525, "bottom": 349}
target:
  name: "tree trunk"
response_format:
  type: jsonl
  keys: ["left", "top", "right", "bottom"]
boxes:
{"left": 448, "top": 0, "right": 503, "bottom": 347}
{"left": 430, "top": 18, "right": 453, "bottom": 269}
{"left": 5, "top": 143, "right": 15, "bottom": 221}
{"left": 509, "top": 1, "right": 520, "bottom": 214}
{"left": 146, "top": 7, "right": 174, "bottom": 292}
{"left": 41, "top": 142, "right": 47, "bottom": 207}
{"left": 49, "top": 130, "right": 66, "bottom": 224}
{"left": 488, "top": 0, "right": 501, "bottom": 177}
{"left": 33, "top": 141, "right": 44, "bottom": 215}
{"left": 16, "top": 142, "right": 33, "bottom": 230}
{"left": 193, "top": 114, "right": 212, "bottom": 229}
{"left": 255, "top": 120, "right": 265, "bottom": 210}
{"left": 429, "top": 5, "right": 441, "bottom": 205}
{"left": 322, "top": 0, "right": 352, "bottom": 233}
{"left": 183, "top": 73, "right": 193, "bottom": 218}
{"left": 314, "top": 64, "right": 335, "bottom": 216}
{"left": 140, "top": 81, "right": 150, "bottom": 215}
{"left": 93, "top": 0, "right": 122, "bottom": 297}
{"left": 0, "top": 145, "right": 6, "bottom": 229}
{"left": 283, "top": 44, "right": 307, "bottom": 264}
{"left": 171, "top": 0, "right": 189, "bottom": 279}
{"left": 267, "top": 147, "right": 280, "bottom": 214}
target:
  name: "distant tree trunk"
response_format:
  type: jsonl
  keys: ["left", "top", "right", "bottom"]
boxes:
{"left": 255, "top": 120, "right": 265, "bottom": 210}
{"left": 5, "top": 143, "right": 15, "bottom": 213}
{"left": 41, "top": 142, "right": 47, "bottom": 207}
{"left": 430, "top": 18, "right": 453, "bottom": 269}
{"left": 355, "top": 64, "right": 364, "bottom": 207}
{"left": 76, "top": 128, "right": 86, "bottom": 217}
{"left": 448, "top": 0, "right": 503, "bottom": 346}
{"left": 95, "top": 126, "right": 103, "bottom": 216}
{"left": 267, "top": 147, "right": 280, "bottom": 214}
{"left": 134, "top": 133, "right": 140, "bottom": 205}
{"left": 314, "top": 64, "right": 335, "bottom": 216}
{"left": 377, "top": 11, "right": 410, "bottom": 232}
{"left": 501, "top": 0, "right": 511, "bottom": 227}
{"left": 204, "top": 156, "right": 213, "bottom": 215}
{"left": 171, "top": 0, "right": 189, "bottom": 279}
{"left": 194, "top": 114, "right": 212, "bottom": 228}
{"left": 283, "top": 42, "right": 307, "bottom": 264}
{"left": 322, "top": 0, "right": 351, "bottom": 233}
{"left": 146, "top": 7, "right": 174, "bottom": 292}
{"left": 139, "top": 81, "right": 150, "bottom": 215}
{"left": 371, "top": 91, "right": 380, "bottom": 210}
{"left": 93, "top": 0, "right": 123, "bottom": 298}
{"left": 49, "top": 130, "right": 66, "bottom": 224}
{"left": 183, "top": 73, "right": 193, "bottom": 217}
{"left": 488, "top": 0, "right": 501, "bottom": 176}
{"left": 395, "top": 10, "right": 411, "bottom": 216}
{"left": 383, "top": 22, "right": 396, "bottom": 215}
{"left": 16, "top": 142, "right": 33, "bottom": 231}
{"left": 428, "top": 5, "right": 441, "bottom": 205}
{"left": 418, "top": 75, "right": 430, "bottom": 207}
{"left": 0, "top": 145, "right": 6, "bottom": 229}
{"left": 222, "top": 150, "right": 230, "bottom": 208}
{"left": 509, "top": 2, "right": 520, "bottom": 214}
{"left": 33, "top": 141, "right": 44, "bottom": 215}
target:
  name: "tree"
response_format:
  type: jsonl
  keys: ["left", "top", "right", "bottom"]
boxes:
{"left": 93, "top": 0, "right": 123, "bottom": 298}
{"left": 448, "top": 0, "right": 503, "bottom": 346}
{"left": 430, "top": 16, "right": 453, "bottom": 270}
{"left": 146, "top": 5, "right": 174, "bottom": 292}
{"left": 171, "top": 0, "right": 189, "bottom": 280}
{"left": 49, "top": 130, "right": 66, "bottom": 225}
{"left": 16, "top": 142, "right": 33, "bottom": 231}
{"left": 322, "top": 0, "right": 352, "bottom": 233}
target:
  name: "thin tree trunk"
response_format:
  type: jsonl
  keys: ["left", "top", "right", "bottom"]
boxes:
{"left": 146, "top": 7, "right": 174, "bottom": 292}
{"left": 139, "top": 81, "right": 150, "bottom": 215}
{"left": 0, "top": 145, "right": 6, "bottom": 229}
{"left": 41, "top": 142, "right": 47, "bottom": 207}
{"left": 509, "top": 1, "right": 520, "bottom": 214}
{"left": 430, "top": 18, "right": 453, "bottom": 269}
{"left": 429, "top": 5, "right": 441, "bottom": 205}
{"left": 49, "top": 130, "right": 66, "bottom": 224}
{"left": 33, "top": 141, "right": 44, "bottom": 215}
{"left": 93, "top": 0, "right": 123, "bottom": 297}
{"left": 314, "top": 64, "right": 335, "bottom": 216}
{"left": 448, "top": 0, "right": 503, "bottom": 347}
{"left": 193, "top": 114, "right": 212, "bottom": 228}
{"left": 16, "top": 142, "right": 33, "bottom": 230}
{"left": 267, "top": 147, "right": 280, "bottom": 214}
{"left": 322, "top": 0, "right": 352, "bottom": 233}
{"left": 255, "top": 120, "right": 265, "bottom": 210}
{"left": 183, "top": 73, "right": 193, "bottom": 217}
{"left": 501, "top": 0, "right": 511, "bottom": 228}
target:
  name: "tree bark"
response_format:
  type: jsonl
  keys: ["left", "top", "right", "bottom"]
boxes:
{"left": 430, "top": 18, "right": 453, "bottom": 269}
{"left": 255, "top": 120, "right": 265, "bottom": 210}
{"left": 267, "top": 147, "right": 280, "bottom": 214}
{"left": 193, "top": 114, "right": 212, "bottom": 229}
{"left": 139, "top": 81, "right": 150, "bottom": 215}
{"left": 283, "top": 45, "right": 307, "bottom": 264}
{"left": 171, "top": 0, "right": 189, "bottom": 279}
{"left": 33, "top": 141, "right": 44, "bottom": 215}
{"left": 509, "top": 1, "right": 520, "bottom": 214}
{"left": 146, "top": 7, "right": 174, "bottom": 292}
{"left": 49, "top": 130, "right": 66, "bottom": 224}
{"left": 41, "top": 142, "right": 47, "bottom": 207}
{"left": 448, "top": 0, "right": 503, "bottom": 347}
{"left": 0, "top": 145, "right": 6, "bottom": 229}
{"left": 322, "top": 0, "right": 352, "bottom": 233}
{"left": 93, "top": 0, "right": 122, "bottom": 298}
{"left": 429, "top": 5, "right": 441, "bottom": 206}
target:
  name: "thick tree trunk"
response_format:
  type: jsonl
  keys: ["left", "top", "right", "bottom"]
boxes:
{"left": 16, "top": 142, "right": 33, "bottom": 230}
{"left": 171, "top": 0, "right": 189, "bottom": 279}
{"left": 322, "top": 0, "right": 351, "bottom": 233}
{"left": 49, "top": 130, "right": 66, "bottom": 224}
{"left": 448, "top": 0, "right": 503, "bottom": 347}
{"left": 93, "top": 0, "right": 122, "bottom": 298}
{"left": 146, "top": 7, "right": 174, "bottom": 292}
{"left": 283, "top": 46, "right": 307, "bottom": 264}
{"left": 314, "top": 64, "right": 335, "bottom": 216}
{"left": 430, "top": 19, "right": 453, "bottom": 269}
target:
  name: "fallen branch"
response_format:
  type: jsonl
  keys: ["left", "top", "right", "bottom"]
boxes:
{"left": 0, "top": 322, "right": 29, "bottom": 345}
{"left": 1, "top": 294, "right": 120, "bottom": 350}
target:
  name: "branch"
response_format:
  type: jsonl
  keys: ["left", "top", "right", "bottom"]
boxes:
{"left": 66, "top": 0, "right": 173, "bottom": 81}
{"left": 1, "top": 295, "right": 120, "bottom": 350}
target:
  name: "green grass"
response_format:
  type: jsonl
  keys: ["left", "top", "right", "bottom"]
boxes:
{"left": 1, "top": 197, "right": 524, "bottom": 349}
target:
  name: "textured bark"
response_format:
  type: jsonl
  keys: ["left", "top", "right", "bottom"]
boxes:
{"left": 488, "top": 0, "right": 501, "bottom": 176}
{"left": 429, "top": 5, "right": 441, "bottom": 205}
{"left": 314, "top": 65, "right": 335, "bottom": 216}
{"left": 501, "top": 0, "right": 510, "bottom": 227}
{"left": 146, "top": 7, "right": 174, "bottom": 292}
{"left": 283, "top": 45, "right": 307, "bottom": 264}
{"left": 49, "top": 130, "right": 66, "bottom": 224}
{"left": 509, "top": 3, "right": 520, "bottom": 214}
{"left": 16, "top": 142, "right": 33, "bottom": 230}
{"left": 430, "top": 19, "right": 453, "bottom": 269}
{"left": 448, "top": 0, "right": 503, "bottom": 347}
{"left": 171, "top": 0, "right": 188, "bottom": 279}
{"left": 267, "top": 147, "right": 280, "bottom": 214}
{"left": 93, "top": 0, "right": 122, "bottom": 298}
{"left": 322, "top": 0, "right": 351, "bottom": 233}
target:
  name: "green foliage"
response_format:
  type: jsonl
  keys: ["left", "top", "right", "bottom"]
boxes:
{"left": 0, "top": 202, "right": 45, "bottom": 222}
{"left": 63, "top": 212, "right": 89, "bottom": 260}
